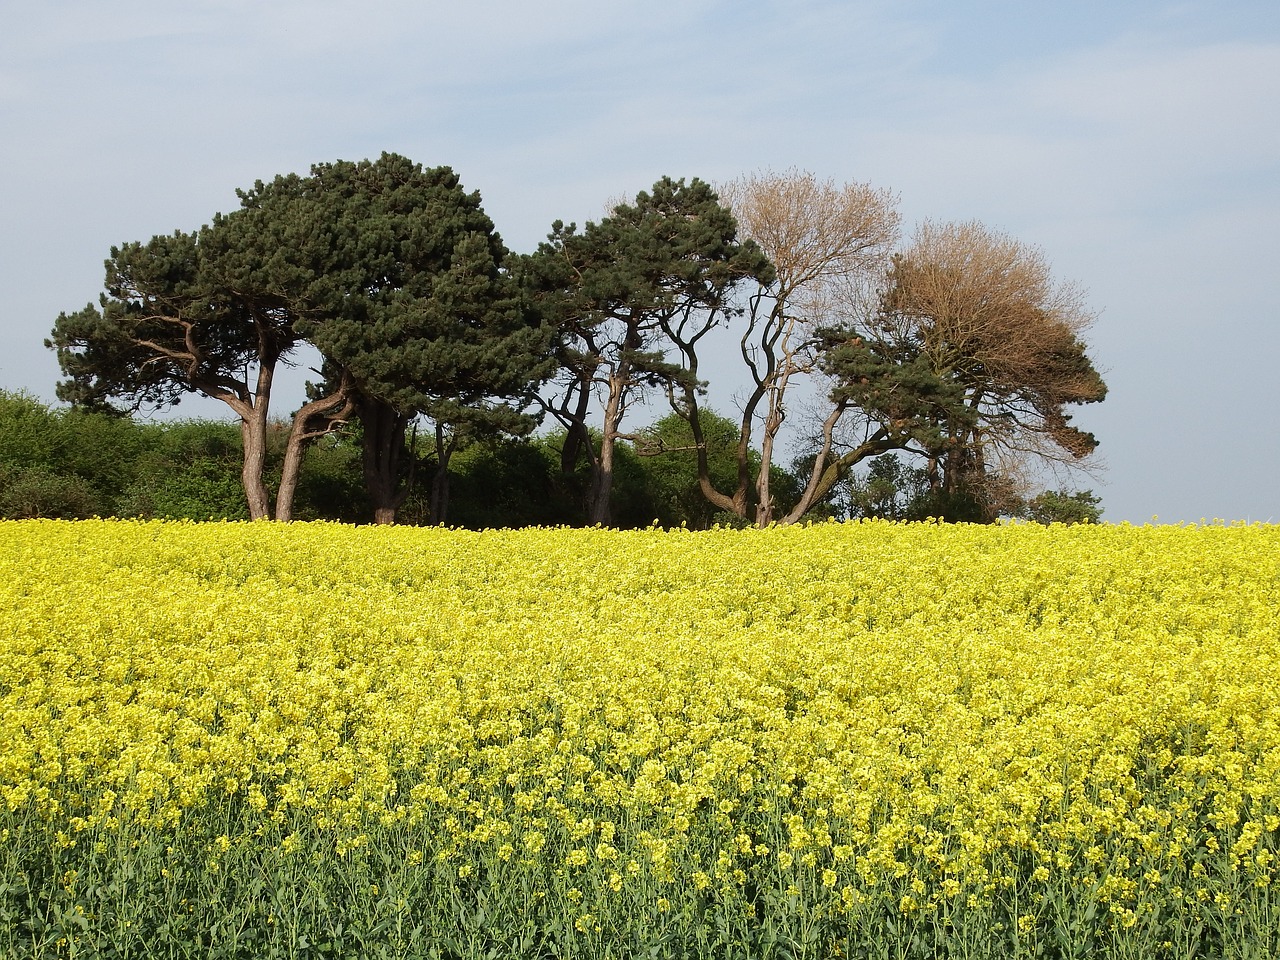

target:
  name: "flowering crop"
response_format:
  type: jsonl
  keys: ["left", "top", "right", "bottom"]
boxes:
{"left": 1, "top": 518, "right": 1278, "bottom": 959}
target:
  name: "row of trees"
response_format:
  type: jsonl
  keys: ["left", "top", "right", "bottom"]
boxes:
{"left": 0, "top": 390, "right": 1100, "bottom": 526}
{"left": 46, "top": 155, "right": 1107, "bottom": 526}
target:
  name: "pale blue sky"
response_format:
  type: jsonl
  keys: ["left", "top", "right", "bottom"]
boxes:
{"left": 2, "top": 1, "right": 1277, "bottom": 523}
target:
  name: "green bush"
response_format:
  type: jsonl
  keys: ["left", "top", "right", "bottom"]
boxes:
{"left": 0, "top": 464, "right": 103, "bottom": 519}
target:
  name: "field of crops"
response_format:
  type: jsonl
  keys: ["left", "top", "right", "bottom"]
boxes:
{"left": 2, "top": 519, "right": 1279, "bottom": 959}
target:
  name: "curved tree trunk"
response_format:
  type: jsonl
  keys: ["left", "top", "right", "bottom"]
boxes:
{"left": 275, "top": 373, "right": 357, "bottom": 522}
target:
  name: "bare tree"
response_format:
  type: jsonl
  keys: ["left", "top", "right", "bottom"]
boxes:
{"left": 663, "top": 169, "right": 901, "bottom": 525}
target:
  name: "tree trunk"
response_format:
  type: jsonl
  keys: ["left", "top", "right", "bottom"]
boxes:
{"left": 671, "top": 367, "right": 747, "bottom": 520}
{"left": 560, "top": 374, "right": 594, "bottom": 475}
{"left": 428, "top": 423, "right": 454, "bottom": 526}
{"left": 275, "top": 376, "right": 357, "bottom": 522}
{"left": 778, "top": 418, "right": 899, "bottom": 525}
{"left": 360, "top": 397, "right": 412, "bottom": 525}
{"left": 755, "top": 407, "right": 779, "bottom": 528}
{"left": 194, "top": 323, "right": 288, "bottom": 521}
{"left": 236, "top": 358, "right": 277, "bottom": 520}
{"left": 240, "top": 413, "right": 272, "bottom": 520}
{"left": 428, "top": 469, "right": 449, "bottom": 526}
{"left": 752, "top": 307, "right": 803, "bottom": 527}
{"left": 586, "top": 442, "right": 613, "bottom": 526}
{"left": 586, "top": 369, "right": 626, "bottom": 526}
{"left": 275, "top": 429, "right": 306, "bottom": 524}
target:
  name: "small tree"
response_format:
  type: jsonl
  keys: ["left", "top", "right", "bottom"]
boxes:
{"left": 632, "top": 410, "right": 749, "bottom": 529}
{"left": 838, "top": 454, "right": 931, "bottom": 521}
{"left": 1026, "top": 489, "right": 1103, "bottom": 525}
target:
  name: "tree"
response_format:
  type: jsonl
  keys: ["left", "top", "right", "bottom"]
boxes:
{"left": 664, "top": 170, "right": 903, "bottom": 525}
{"left": 632, "top": 410, "right": 743, "bottom": 529}
{"left": 1026, "top": 489, "right": 1103, "bottom": 525}
{"left": 47, "top": 203, "right": 347, "bottom": 520}
{"left": 275, "top": 156, "right": 555, "bottom": 524}
{"left": 529, "top": 177, "right": 771, "bottom": 525}
{"left": 856, "top": 220, "right": 1108, "bottom": 520}
{"left": 833, "top": 453, "right": 931, "bottom": 521}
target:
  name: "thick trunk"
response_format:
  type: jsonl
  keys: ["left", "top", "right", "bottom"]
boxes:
{"left": 778, "top": 413, "right": 896, "bottom": 525}
{"left": 586, "top": 440, "right": 614, "bottom": 526}
{"left": 240, "top": 413, "right": 272, "bottom": 520}
{"left": 755, "top": 470, "right": 772, "bottom": 527}
{"left": 360, "top": 397, "right": 412, "bottom": 525}
{"left": 237, "top": 356, "right": 276, "bottom": 519}
{"left": 275, "top": 430, "right": 305, "bottom": 523}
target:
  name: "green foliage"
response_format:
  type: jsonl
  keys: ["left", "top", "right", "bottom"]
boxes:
{"left": 46, "top": 229, "right": 267, "bottom": 414}
{"left": 235, "top": 153, "right": 557, "bottom": 522}
{"left": 632, "top": 411, "right": 801, "bottom": 529}
{"left": 0, "top": 392, "right": 373, "bottom": 523}
{"left": 116, "top": 421, "right": 251, "bottom": 520}
{"left": 632, "top": 411, "right": 739, "bottom": 529}
{"left": 0, "top": 465, "right": 103, "bottom": 519}
{"left": 290, "top": 156, "right": 554, "bottom": 423}
{"left": 427, "top": 434, "right": 571, "bottom": 529}
{"left": 0, "top": 390, "right": 70, "bottom": 468}
{"left": 529, "top": 176, "right": 773, "bottom": 525}
{"left": 0, "top": 390, "right": 147, "bottom": 518}
{"left": 436, "top": 430, "right": 660, "bottom": 530}
{"left": 837, "top": 453, "right": 1054, "bottom": 524}
{"left": 840, "top": 454, "right": 932, "bottom": 521}
{"left": 0, "top": 390, "right": 146, "bottom": 503}
{"left": 1027, "top": 489, "right": 1104, "bottom": 525}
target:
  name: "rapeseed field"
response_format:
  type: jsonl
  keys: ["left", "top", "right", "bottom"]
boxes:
{"left": 1, "top": 518, "right": 1278, "bottom": 959}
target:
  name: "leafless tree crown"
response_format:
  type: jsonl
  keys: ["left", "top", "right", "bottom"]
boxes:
{"left": 719, "top": 169, "right": 900, "bottom": 322}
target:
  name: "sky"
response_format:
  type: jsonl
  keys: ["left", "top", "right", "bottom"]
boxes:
{"left": 2, "top": 0, "right": 1277, "bottom": 524}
